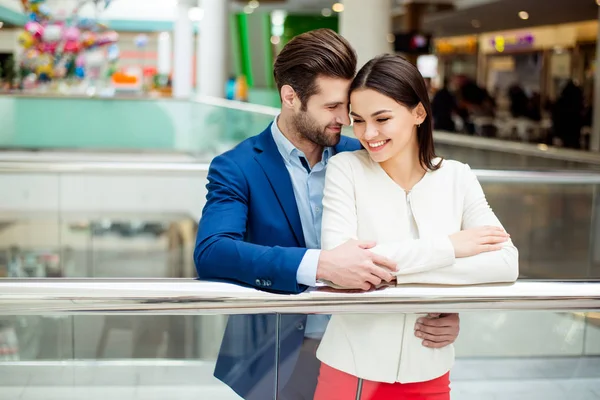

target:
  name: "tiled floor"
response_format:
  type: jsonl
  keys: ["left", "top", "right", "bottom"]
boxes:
{"left": 1, "top": 358, "right": 600, "bottom": 399}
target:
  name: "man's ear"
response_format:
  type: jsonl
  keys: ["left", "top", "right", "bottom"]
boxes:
{"left": 414, "top": 102, "right": 427, "bottom": 125}
{"left": 280, "top": 85, "right": 296, "bottom": 109}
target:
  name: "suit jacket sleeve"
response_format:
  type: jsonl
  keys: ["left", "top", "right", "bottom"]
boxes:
{"left": 194, "top": 154, "right": 308, "bottom": 294}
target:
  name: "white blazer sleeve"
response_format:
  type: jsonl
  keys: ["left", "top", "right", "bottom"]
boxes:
{"left": 395, "top": 164, "right": 519, "bottom": 285}
{"left": 321, "top": 156, "right": 455, "bottom": 272}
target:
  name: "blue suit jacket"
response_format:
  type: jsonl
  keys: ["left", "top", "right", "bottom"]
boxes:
{"left": 194, "top": 124, "right": 361, "bottom": 399}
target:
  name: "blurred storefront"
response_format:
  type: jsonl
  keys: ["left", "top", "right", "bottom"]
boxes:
{"left": 478, "top": 20, "right": 598, "bottom": 102}
{"left": 434, "top": 35, "right": 479, "bottom": 84}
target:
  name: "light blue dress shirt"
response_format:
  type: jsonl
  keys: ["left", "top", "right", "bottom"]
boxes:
{"left": 271, "top": 117, "right": 332, "bottom": 338}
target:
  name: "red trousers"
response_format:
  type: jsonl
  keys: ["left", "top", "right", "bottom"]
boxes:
{"left": 314, "top": 362, "right": 450, "bottom": 400}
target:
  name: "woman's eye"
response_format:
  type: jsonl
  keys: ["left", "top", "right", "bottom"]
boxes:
{"left": 353, "top": 119, "right": 364, "bottom": 124}
{"left": 377, "top": 118, "right": 390, "bottom": 123}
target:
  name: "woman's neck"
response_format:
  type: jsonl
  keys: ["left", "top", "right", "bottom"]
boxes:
{"left": 380, "top": 143, "right": 426, "bottom": 192}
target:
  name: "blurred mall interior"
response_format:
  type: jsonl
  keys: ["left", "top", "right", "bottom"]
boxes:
{"left": 0, "top": 0, "right": 600, "bottom": 399}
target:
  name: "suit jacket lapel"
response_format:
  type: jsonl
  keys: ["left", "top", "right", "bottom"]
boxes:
{"left": 254, "top": 126, "right": 306, "bottom": 248}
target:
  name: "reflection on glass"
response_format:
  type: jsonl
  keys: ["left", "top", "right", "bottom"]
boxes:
{"left": 0, "top": 216, "right": 198, "bottom": 279}
{"left": 274, "top": 311, "right": 600, "bottom": 400}
{"left": 0, "top": 311, "right": 599, "bottom": 399}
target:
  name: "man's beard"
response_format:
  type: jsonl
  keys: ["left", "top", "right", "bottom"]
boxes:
{"left": 292, "top": 110, "right": 342, "bottom": 147}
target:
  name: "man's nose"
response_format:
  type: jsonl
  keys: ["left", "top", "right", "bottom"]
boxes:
{"left": 335, "top": 112, "right": 350, "bottom": 126}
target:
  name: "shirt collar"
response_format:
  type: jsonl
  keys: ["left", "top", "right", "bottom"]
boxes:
{"left": 271, "top": 115, "right": 334, "bottom": 166}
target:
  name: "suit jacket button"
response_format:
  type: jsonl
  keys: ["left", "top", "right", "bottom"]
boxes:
{"left": 296, "top": 323, "right": 304, "bottom": 331}
{"left": 255, "top": 279, "right": 262, "bottom": 286}
{"left": 265, "top": 280, "right": 272, "bottom": 287}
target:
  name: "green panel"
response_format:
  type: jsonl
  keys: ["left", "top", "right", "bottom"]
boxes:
{"left": 281, "top": 15, "right": 339, "bottom": 48}
{"left": 237, "top": 13, "right": 254, "bottom": 87}
{"left": 107, "top": 20, "right": 175, "bottom": 32}
{"left": 0, "top": 4, "right": 26, "bottom": 25}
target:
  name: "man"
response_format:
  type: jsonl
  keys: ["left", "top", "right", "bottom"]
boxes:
{"left": 194, "top": 28, "right": 460, "bottom": 400}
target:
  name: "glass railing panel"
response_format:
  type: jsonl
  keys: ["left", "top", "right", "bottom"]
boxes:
{"left": 0, "top": 313, "right": 287, "bottom": 400}
{"left": 482, "top": 182, "right": 600, "bottom": 279}
{"left": 437, "top": 142, "right": 600, "bottom": 171}
{"left": 1, "top": 280, "right": 599, "bottom": 399}
{"left": 0, "top": 214, "right": 197, "bottom": 279}
{"left": 277, "top": 311, "right": 600, "bottom": 400}
{"left": 0, "top": 97, "right": 274, "bottom": 156}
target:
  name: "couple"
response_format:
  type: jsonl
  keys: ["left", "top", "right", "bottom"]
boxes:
{"left": 194, "top": 29, "right": 519, "bottom": 400}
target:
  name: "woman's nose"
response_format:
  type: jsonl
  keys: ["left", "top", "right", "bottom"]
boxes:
{"left": 364, "top": 125, "right": 378, "bottom": 140}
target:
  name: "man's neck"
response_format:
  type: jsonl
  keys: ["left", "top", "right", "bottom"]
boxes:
{"left": 277, "top": 114, "right": 324, "bottom": 168}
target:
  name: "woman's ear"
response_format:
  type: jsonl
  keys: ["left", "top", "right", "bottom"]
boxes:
{"left": 280, "top": 85, "right": 296, "bottom": 110}
{"left": 414, "top": 102, "right": 427, "bottom": 126}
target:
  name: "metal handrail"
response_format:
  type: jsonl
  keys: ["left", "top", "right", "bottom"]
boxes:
{"left": 1, "top": 160, "right": 600, "bottom": 183}
{"left": 0, "top": 279, "right": 598, "bottom": 315}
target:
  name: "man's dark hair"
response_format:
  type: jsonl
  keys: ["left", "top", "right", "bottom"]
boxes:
{"left": 273, "top": 28, "right": 357, "bottom": 110}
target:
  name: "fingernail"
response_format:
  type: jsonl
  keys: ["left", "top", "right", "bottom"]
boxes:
{"left": 417, "top": 318, "right": 424, "bottom": 324}
{"left": 423, "top": 341, "right": 430, "bottom": 347}
{"left": 415, "top": 332, "right": 422, "bottom": 338}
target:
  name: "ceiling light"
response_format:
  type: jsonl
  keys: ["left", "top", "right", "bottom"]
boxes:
{"left": 248, "top": 0, "right": 259, "bottom": 9}
{"left": 321, "top": 8, "right": 332, "bottom": 17}
{"left": 271, "top": 10, "right": 287, "bottom": 26}
{"left": 471, "top": 19, "right": 481, "bottom": 28}
{"left": 270, "top": 35, "right": 280, "bottom": 45}
{"left": 332, "top": 3, "right": 344, "bottom": 12}
{"left": 244, "top": 5, "right": 254, "bottom": 14}
{"left": 188, "top": 7, "right": 204, "bottom": 21}
{"left": 518, "top": 11, "right": 529, "bottom": 20}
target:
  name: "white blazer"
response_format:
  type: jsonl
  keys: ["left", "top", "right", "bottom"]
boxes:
{"left": 316, "top": 150, "right": 519, "bottom": 384}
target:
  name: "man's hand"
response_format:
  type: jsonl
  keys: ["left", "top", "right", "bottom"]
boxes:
{"left": 414, "top": 313, "right": 460, "bottom": 348}
{"left": 316, "top": 240, "right": 397, "bottom": 291}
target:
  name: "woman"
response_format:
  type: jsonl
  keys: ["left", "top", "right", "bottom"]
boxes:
{"left": 314, "top": 54, "right": 519, "bottom": 400}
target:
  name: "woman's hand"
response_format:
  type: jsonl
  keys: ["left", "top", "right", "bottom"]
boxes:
{"left": 449, "top": 226, "right": 510, "bottom": 258}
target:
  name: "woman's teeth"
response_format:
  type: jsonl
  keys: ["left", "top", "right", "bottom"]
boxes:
{"left": 368, "top": 140, "right": 387, "bottom": 148}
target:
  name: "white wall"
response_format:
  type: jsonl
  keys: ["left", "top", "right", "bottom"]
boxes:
{"left": 0, "top": 0, "right": 21, "bottom": 12}
{"left": 0, "top": 28, "right": 17, "bottom": 53}
{"left": 37, "top": 0, "right": 178, "bottom": 22}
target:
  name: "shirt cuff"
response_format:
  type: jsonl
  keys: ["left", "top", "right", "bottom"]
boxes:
{"left": 296, "top": 249, "right": 320, "bottom": 287}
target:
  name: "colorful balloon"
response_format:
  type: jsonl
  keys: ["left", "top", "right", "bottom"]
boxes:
{"left": 18, "top": 31, "right": 34, "bottom": 49}
{"left": 25, "top": 21, "right": 44, "bottom": 38}
{"left": 63, "top": 41, "right": 80, "bottom": 53}
{"left": 42, "top": 24, "right": 62, "bottom": 43}
{"left": 63, "top": 27, "right": 80, "bottom": 41}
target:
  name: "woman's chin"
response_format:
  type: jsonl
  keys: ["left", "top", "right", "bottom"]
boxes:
{"left": 367, "top": 151, "right": 390, "bottom": 163}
